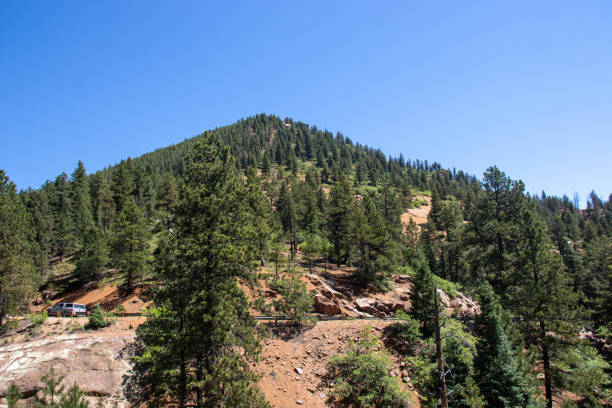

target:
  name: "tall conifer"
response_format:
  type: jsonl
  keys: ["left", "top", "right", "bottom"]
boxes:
{"left": 135, "top": 134, "right": 269, "bottom": 407}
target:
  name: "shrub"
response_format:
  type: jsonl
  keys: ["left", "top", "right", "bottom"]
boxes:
{"left": 113, "top": 304, "right": 126, "bottom": 316}
{"left": 431, "top": 274, "right": 460, "bottom": 297}
{"left": 29, "top": 311, "right": 48, "bottom": 327}
{"left": 328, "top": 326, "right": 410, "bottom": 408}
{"left": 86, "top": 305, "right": 109, "bottom": 329}
{"left": 270, "top": 269, "right": 314, "bottom": 324}
{"left": 391, "top": 311, "right": 423, "bottom": 352}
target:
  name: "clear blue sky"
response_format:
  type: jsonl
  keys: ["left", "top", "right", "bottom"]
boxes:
{"left": 1, "top": 1, "right": 610, "bottom": 205}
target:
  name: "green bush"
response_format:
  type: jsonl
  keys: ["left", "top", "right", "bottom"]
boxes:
{"left": 113, "top": 304, "right": 126, "bottom": 316}
{"left": 270, "top": 270, "right": 314, "bottom": 324}
{"left": 391, "top": 311, "right": 422, "bottom": 351}
{"left": 395, "top": 265, "right": 414, "bottom": 277}
{"left": 29, "top": 311, "right": 48, "bottom": 327}
{"left": 328, "top": 326, "right": 410, "bottom": 408}
{"left": 432, "top": 274, "right": 460, "bottom": 297}
{"left": 86, "top": 305, "right": 109, "bottom": 329}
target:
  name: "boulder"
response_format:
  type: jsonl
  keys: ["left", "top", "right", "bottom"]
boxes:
{"left": 355, "top": 298, "right": 377, "bottom": 314}
{"left": 436, "top": 289, "right": 450, "bottom": 308}
{"left": 0, "top": 331, "right": 134, "bottom": 404}
{"left": 373, "top": 301, "right": 390, "bottom": 313}
{"left": 314, "top": 294, "right": 341, "bottom": 315}
{"left": 307, "top": 274, "right": 346, "bottom": 300}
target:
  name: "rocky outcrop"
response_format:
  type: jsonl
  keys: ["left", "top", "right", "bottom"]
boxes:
{"left": 306, "top": 274, "right": 347, "bottom": 300}
{"left": 355, "top": 298, "right": 378, "bottom": 315}
{"left": 314, "top": 294, "right": 341, "bottom": 315}
{"left": 0, "top": 331, "right": 134, "bottom": 407}
{"left": 437, "top": 288, "right": 480, "bottom": 318}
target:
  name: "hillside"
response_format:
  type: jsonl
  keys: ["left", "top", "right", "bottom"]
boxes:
{"left": 1, "top": 115, "right": 611, "bottom": 407}
{"left": 1, "top": 249, "right": 482, "bottom": 408}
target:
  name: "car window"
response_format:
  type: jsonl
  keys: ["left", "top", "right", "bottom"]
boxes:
{"left": 66, "top": 303, "right": 73, "bottom": 308}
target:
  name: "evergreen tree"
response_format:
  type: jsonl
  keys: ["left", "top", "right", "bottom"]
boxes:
{"left": 276, "top": 181, "right": 297, "bottom": 255}
{"left": 511, "top": 207, "right": 584, "bottom": 408}
{"left": 156, "top": 172, "right": 178, "bottom": 216}
{"left": 58, "top": 384, "right": 89, "bottom": 408}
{"left": 134, "top": 134, "right": 269, "bottom": 408}
{"left": 112, "top": 198, "right": 150, "bottom": 290}
{"left": 473, "top": 283, "right": 535, "bottom": 408}
{"left": 24, "top": 189, "right": 53, "bottom": 273}
{"left": 53, "top": 173, "right": 76, "bottom": 260}
{"left": 0, "top": 170, "right": 38, "bottom": 327}
{"left": 6, "top": 382, "right": 22, "bottom": 408}
{"left": 271, "top": 267, "right": 314, "bottom": 324}
{"left": 245, "top": 167, "right": 274, "bottom": 266}
{"left": 409, "top": 250, "right": 436, "bottom": 337}
{"left": 298, "top": 233, "right": 326, "bottom": 273}
{"left": 39, "top": 367, "right": 65, "bottom": 407}
{"left": 465, "top": 166, "right": 526, "bottom": 288}
{"left": 261, "top": 152, "right": 271, "bottom": 176}
{"left": 326, "top": 176, "right": 354, "bottom": 267}
{"left": 94, "top": 176, "right": 115, "bottom": 230}
{"left": 70, "top": 161, "right": 94, "bottom": 248}
{"left": 353, "top": 196, "right": 397, "bottom": 289}
{"left": 111, "top": 158, "right": 135, "bottom": 213}
{"left": 75, "top": 226, "right": 109, "bottom": 282}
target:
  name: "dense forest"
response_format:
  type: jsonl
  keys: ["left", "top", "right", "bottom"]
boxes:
{"left": 1, "top": 114, "right": 610, "bottom": 407}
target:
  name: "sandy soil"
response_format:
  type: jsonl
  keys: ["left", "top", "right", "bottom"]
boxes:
{"left": 401, "top": 195, "right": 431, "bottom": 227}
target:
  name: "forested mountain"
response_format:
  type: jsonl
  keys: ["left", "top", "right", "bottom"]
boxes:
{"left": 1, "top": 113, "right": 611, "bottom": 407}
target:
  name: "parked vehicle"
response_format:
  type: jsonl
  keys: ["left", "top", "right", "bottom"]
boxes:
{"left": 48, "top": 302, "right": 87, "bottom": 316}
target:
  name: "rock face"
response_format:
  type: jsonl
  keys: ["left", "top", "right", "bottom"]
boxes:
{"left": 314, "top": 294, "right": 341, "bottom": 315}
{"left": 355, "top": 298, "right": 378, "bottom": 315}
{"left": 0, "top": 331, "right": 134, "bottom": 407}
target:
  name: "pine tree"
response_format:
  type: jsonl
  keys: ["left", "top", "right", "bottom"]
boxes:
{"left": 473, "top": 283, "right": 535, "bottom": 408}
{"left": 6, "top": 382, "right": 22, "bottom": 408}
{"left": 156, "top": 172, "right": 178, "bottom": 215}
{"left": 75, "top": 226, "right": 109, "bottom": 282}
{"left": 353, "top": 196, "right": 398, "bottom": 289}
{"left": 511, "top": 207, "right": 584, "bottom": 408}
{"left": 466, "top": 166, "right": 526, "bottom": 288}
{"left": 70, "top": 161, "right": 94, "bottom": 249}
{"left": 276, "top": 181, "right": 297, "bottom": 255}
{"left": 245, "top": 167, "right": 274, "bottom": 266}
{"left": 24, "top": 189, "right": 53, "bottom": 273}
{"left": 39, "top": 367, "right": 65, "bottom": 407}
{"left": 112, "top": 198, "right": 150, "bottom": 290}
{"left": 261, "top": 152, "right": 271, "bottom": 176}
{"left": 271, "top": 267, "right": 314, "bottom": 324}
{"left": 111, "top": 158, "right": 135, "bottom": 214}
{"left": 53, "top": 173, "right": 76, "bottom": 260}
{"left": 58, "top": 384, "right": 89, "bottom": 408}
{"left": 326, "top": 176, "right": 354, "bottom": 267}
{"left": 409, "top": 250, "right": 436, "bottom": 337}
{"left": 134, "top": 134, "right": 269, "bottom": 408}
{"left": 94, "top": 176, "right": 115, "bottom": 230}
{"left": 0, "top": 170, "right": 38, "bottom": 327}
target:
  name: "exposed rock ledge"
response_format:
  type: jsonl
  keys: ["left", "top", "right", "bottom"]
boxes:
{"left": 0, "top": 330, "right": 134, "bottom": 407}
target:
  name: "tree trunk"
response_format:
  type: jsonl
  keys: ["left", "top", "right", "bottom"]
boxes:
{"left": 540, "top": 320, "right": 553, "bottom": 408}
{"left": 434, "top": 289, "right": 449, "bottom": 408}
{"left": 179, "top": 315, "right": 187, "bottom": 408}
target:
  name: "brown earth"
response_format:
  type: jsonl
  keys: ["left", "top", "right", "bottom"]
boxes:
{"left": 401, "top": 195, "right": 431, "bottom": 227}
{"left": 256, "top": 319, "right": 421, "bottom": 408}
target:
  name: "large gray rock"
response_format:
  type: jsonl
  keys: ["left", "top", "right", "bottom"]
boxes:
{"left": 355, "top": 298, "right": 377, "bottom": 315}
{"left": 0, "top": 331, "right": 134, "bottom": 406}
